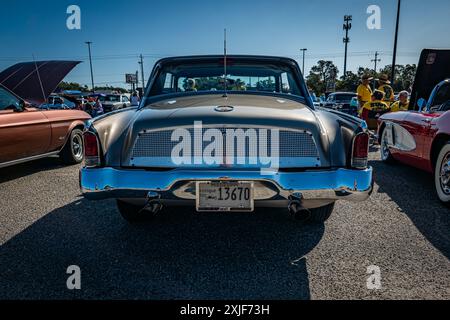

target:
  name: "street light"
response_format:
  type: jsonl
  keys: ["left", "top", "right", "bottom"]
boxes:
{"left": 343, "top": 15, "right": 352, "bottom": 79}
{"left": 85, "top": 41, "right": 95, "bottom": 94}
{"left": 300, "top": 48, "right": 307, "bottom": 75}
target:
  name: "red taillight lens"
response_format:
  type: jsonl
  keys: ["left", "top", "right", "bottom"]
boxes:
{"left": 352, "top": 133, "right": 369, "bottom": 169}
{"left": 83, "top": 131, "right": 100, "bottom": 167}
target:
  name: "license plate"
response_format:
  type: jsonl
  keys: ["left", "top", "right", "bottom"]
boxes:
{"left": 196, "top": 181, "right": 254, "bottom": 212}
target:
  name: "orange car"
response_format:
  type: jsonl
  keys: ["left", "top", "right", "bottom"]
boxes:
{"left": 0, "top": 61, "right": 91, "bottom": 168}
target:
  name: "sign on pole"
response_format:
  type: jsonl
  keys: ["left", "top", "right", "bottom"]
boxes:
{"left": 125, "top": 73, "right": 137, "bottom": 84}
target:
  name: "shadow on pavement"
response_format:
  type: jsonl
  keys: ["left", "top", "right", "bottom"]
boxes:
{"left": 370, "top": 159, "right": 450, "bottom": 260}
{"left": 0, "top": 157, "right": 66, "bottom": 184}
{"left": 0, "top": 198, "right": 324, "bottom": 299}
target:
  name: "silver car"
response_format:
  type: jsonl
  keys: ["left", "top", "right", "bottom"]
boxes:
{"left": 80, "top": 55, "right": 373, "bottom": 223}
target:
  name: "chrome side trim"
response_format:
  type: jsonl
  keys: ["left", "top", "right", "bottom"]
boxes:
{"left": 0, "top": 151, "right": 60, "bottom": 169}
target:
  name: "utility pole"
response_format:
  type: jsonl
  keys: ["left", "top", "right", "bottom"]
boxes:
{"left": 391, "top": 0, "right": 401, "bottom": 84}
{"left": 371, "top": 51, "right": 381, "bottom": 90}
{"left": 300, "top": 48, "right": 307, "bottom": 75}
{"left": 371, "top": 51, "right": 381, "bottom": 73}
{"left": 343, "top": 15, "right": 352, "bottom": 80}
{"left": 138, "top": 54, "right": 145, "bottom": 92}
{"left": 85, "top": 41, "right": 95, "bottom": 94}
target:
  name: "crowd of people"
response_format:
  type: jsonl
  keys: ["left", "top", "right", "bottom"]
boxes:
{"left": 356, "top": 73, "right": 410, "bottom": 129}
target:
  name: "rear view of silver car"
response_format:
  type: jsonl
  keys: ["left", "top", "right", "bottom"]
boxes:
{"left": 79, "top": 55, "right": 373, "bottom": 223}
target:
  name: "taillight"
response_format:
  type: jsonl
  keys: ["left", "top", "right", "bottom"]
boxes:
{"left": 83, "top": 131, "right": 100, "bottom": 167}
{"left": 352, "top": 132, "right": 369, "bottom": 169}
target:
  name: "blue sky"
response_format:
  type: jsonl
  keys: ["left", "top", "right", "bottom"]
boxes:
{"left": 1, "top": 0, "right": 449, "bottom": 88}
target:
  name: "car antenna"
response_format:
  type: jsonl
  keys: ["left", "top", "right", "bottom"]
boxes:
{"left": 223, "top": 28, "right": 227, "bottom": 98}
{"left": 32, "top": 54, "right": 46, "bottom": 104}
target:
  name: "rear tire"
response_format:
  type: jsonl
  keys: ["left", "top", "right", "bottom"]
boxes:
{"left": 116, "top": 199, "right": 156, "bottom": 223}
{"left": 60, "top": 129, "right": 84, "bottom": 164}
{"left": 434, "top": 143, "right": 450, "bottom": 206}
{"left": 308, "top": 202, "right": 335, "bottom": 223}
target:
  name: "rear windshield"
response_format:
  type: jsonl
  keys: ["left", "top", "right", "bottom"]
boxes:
{"left": 148, "top": 60, "right": 303, "bottom": 97}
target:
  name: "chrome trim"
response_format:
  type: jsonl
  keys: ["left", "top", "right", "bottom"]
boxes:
{"left": 0, "top": 151, "right": 60, "bottom": 169}
{"left": 129, "top": 124, "right": 321, "bottom": 168}
{"left": 80, "top": 167, "right": 373, "bottom": 205}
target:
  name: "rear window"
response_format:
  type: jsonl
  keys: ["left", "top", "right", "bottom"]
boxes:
{"left": 149, "top": 59, "right": 303, "bottom": 97}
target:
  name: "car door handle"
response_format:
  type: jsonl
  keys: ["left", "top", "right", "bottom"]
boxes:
{"left": 421, "top": 118, "right": 432, "bottom": 123}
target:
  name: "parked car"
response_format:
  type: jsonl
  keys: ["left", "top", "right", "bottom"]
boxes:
{"left": 322, "top": 92, "right": 358, "bottom": 116}
{"left": 0, "top": 61, "right": 91, "bottom": 168}
{"left": 378, "top": 49, "right": 450, "bottom": 205}
{"left": 39, "top": 94, "right": 76, "bottom": 110}
{"left": 80, "top": 55, "right": 373, "bottom": 223}
{"left": 97, "top": 94, "right": 131, "bottom": 112}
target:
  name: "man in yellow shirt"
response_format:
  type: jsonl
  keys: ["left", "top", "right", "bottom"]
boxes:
{"left": 390, "top": 90, "right": 410, "bottom": 112}
{"left": 377, "top": 74, "right": 395, "bottom": 104}
{"left": 359, "top": 90, "right": 390, "bottom": 130}
{"left": 356, "top": 74, "right": 373, "bottom": 111}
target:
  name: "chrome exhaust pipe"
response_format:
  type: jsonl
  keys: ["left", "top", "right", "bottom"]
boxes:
{"left": 288, "top": 200, "right": 311, "bottom": 221}
{"left": 139, "top": 192, "right": 163, "bottom": 215}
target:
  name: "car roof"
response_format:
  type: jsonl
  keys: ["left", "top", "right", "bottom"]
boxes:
{"left": 154, "top": 55, "right": 299, "bottom": 67}
{"left": 329, "top": 92, "right": 357, "bottom": 95}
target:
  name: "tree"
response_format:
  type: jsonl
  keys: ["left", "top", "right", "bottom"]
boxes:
{"left": 306, "top": 60, "right": 339, "bottom": 95}
{"left": 378, "top": 64, "right": 416, "bottom": 92}
{"left": 57, "top": 81, "right": 88, "bottom": 92}
{"left": 336, "top": 71, "right": 360, "bottom": 92}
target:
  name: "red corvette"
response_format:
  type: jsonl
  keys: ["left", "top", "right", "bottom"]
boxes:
{"left": 378, "top": 49, "right": 450, "bottom": 205}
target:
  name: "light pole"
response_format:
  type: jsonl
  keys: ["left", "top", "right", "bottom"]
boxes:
{"left": 300, "top": 48, "right": 307, "bottom": 75}
{"left": 85, "top": 41, "right": 95, "bottom": 93}
{"left": 343, "top": 15, "right": 352, "bottom": 80}
{"left": 391, "top": 0, "right": 401, "bottom": 84}
{"left": 138, "top": 54, "right": 145, "bottom": 93}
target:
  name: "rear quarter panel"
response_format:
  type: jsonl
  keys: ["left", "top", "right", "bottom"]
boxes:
{"left": 42, "top": 110, "right": 90, "bottom": 152}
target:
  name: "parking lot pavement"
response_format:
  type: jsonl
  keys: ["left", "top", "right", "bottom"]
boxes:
{"left": 0, "top": 150, "right": 449, "bottom": 300}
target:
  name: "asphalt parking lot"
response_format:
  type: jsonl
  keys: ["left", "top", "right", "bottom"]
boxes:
{"left": 0, "top": 149, "right": 449, "bottom": 300}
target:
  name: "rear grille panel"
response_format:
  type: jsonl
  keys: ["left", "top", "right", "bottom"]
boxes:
{"left": 130, "top": 126, "right": 321, "bottom": 168}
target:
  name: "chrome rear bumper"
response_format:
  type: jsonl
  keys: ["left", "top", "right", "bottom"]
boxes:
{"left": 80, "top": 167, "right": 373, "bottom": 207}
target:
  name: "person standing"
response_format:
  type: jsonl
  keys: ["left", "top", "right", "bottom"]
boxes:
{"left": 92, "top": 98, "right": 104, "bottom": 117}
{"left": 390, "top": 90, "right": 410, "bottom": 112}
{"left": 357, "top": 74, "right": 373, "bottom": 111}
{"left": 130, "top": 92, "right": 140, "bottom": 106}
{"left": 358, "top": 90, "right": 390, "bottom": 130}
{"left": 377, "top": 74, "right": 395, "bottom": 104}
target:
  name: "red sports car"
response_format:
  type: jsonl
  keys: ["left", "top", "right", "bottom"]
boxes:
{"left": 378, "top": 50, "right": 450, "bottom": 205}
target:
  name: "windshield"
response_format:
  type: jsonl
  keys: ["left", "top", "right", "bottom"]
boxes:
{"left": 0, "top": 86, "right": 20, "bottom": 111}
{"left": 149, "top": 60, "right": 303, "bottom": 97}
{"left": 334, "top": 94, "right": 356, "bottom": 102}
{"left": 99, "top": 95, "right": 120, "bottom": 102}
{"left": 433, "top": 83, "right": 450, "bottom": 106}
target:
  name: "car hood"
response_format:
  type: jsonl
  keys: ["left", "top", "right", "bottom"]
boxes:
{"left": 0, "top": 61, "right": 81, "bottom": 106}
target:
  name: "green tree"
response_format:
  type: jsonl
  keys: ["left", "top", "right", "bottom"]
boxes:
{"left": 336, "top": 71, "right": 360, "bottom": 92}
{"left": 306, "top": 60, "right": 339, "bottom": 95}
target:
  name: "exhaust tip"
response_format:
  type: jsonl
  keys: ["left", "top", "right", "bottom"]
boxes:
{"left": 288, "top": 201, "right": 311, "bottom": 221}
